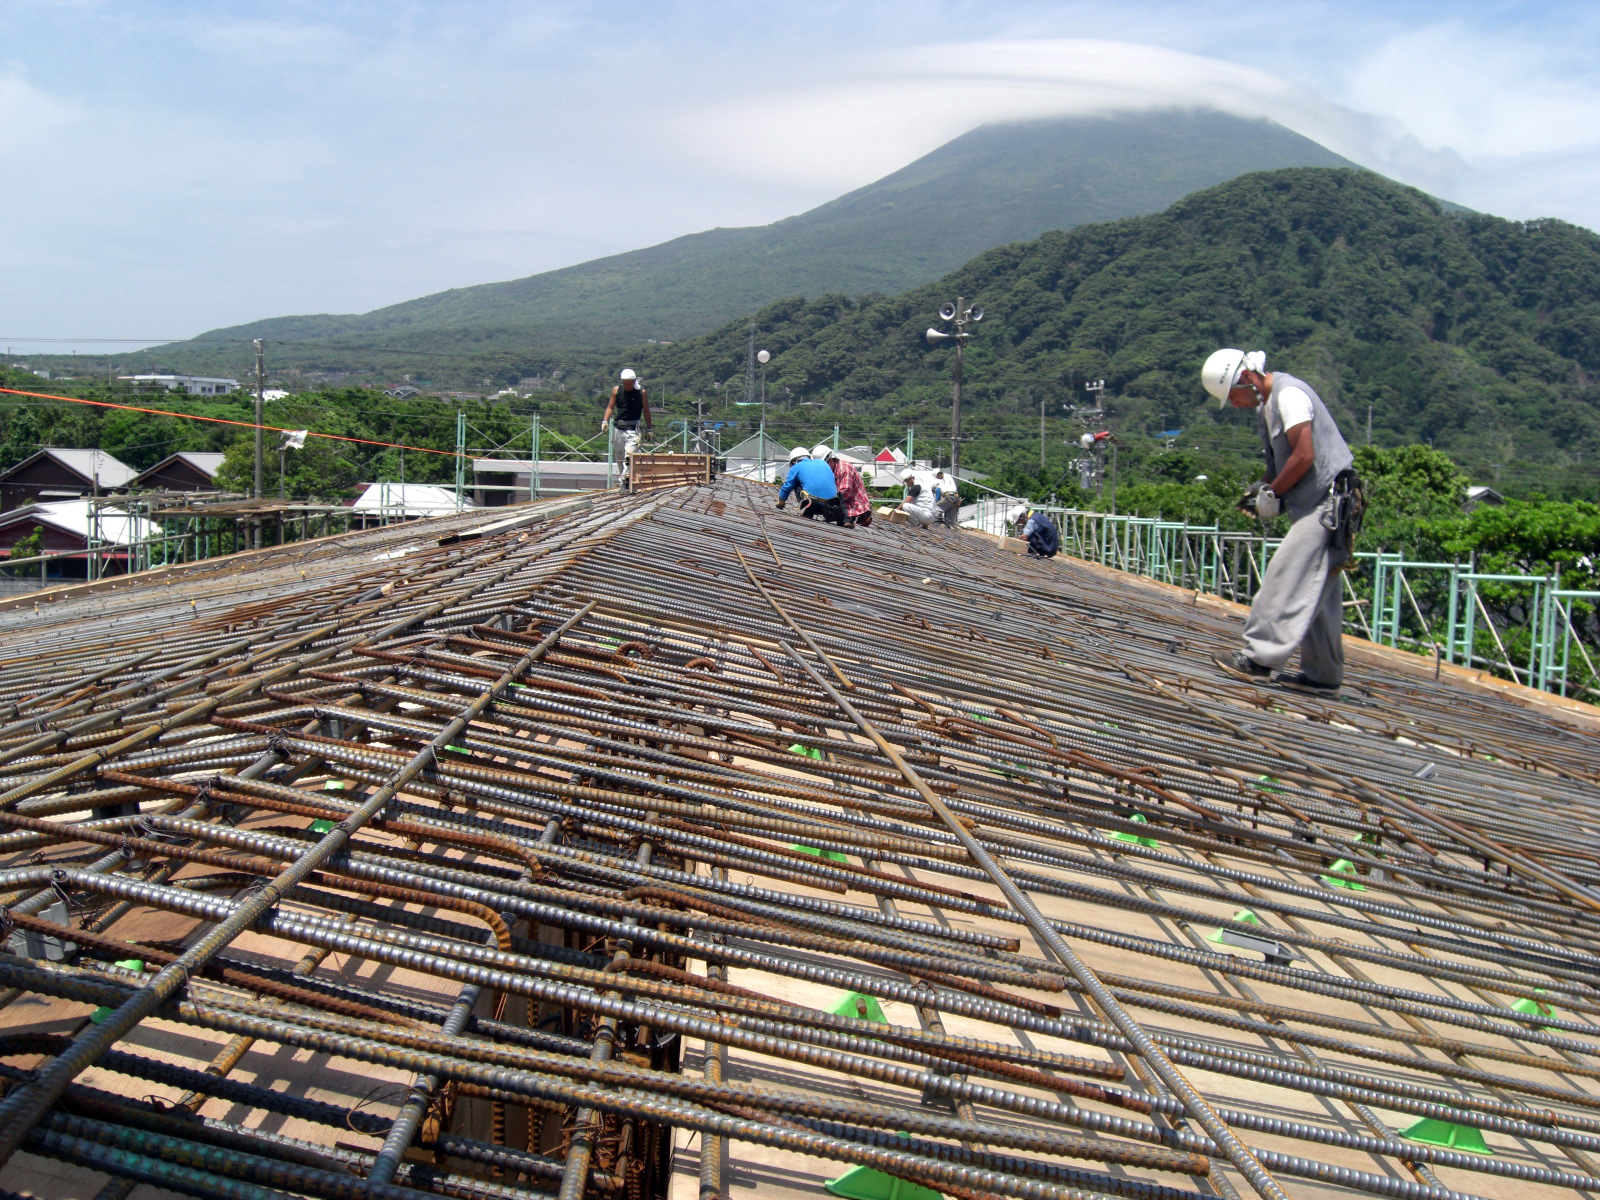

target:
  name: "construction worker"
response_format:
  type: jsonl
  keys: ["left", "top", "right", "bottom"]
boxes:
{"left": 601, "top": 369, "right": 652, "bottom": 468}
{"left": 899, "top": 470, "right": 940, "bottom": 528}
{"left": 1008, "top": 505, "right": 1059, "bottom": 558}
{"left": 777, "top": 447, "right": 845, "bottom": 525}
{"left": 1202, "top": 349, "right": 1362, "bottom": 696}
{"left": 823, "top": 445, "right": 873, "bottom": 528}
{"left": 932, "top": 469, "right": 961, "bottom": 527}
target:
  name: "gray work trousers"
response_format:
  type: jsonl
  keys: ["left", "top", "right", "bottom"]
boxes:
{"left": 1243, "top": 495, "right": 1348, "bottom": 686}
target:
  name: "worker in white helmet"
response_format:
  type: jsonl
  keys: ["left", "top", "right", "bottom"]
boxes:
{"left": 1201, "top": 348, "right": 1363, "bottom": 696}
{"left": 1008, "top": 504, "right": 1059, "bottom": 558}
{"left": 778, "top": 446, "right": 846, "bottom": 525}
{"left": 931, "top": 469, "right": 961, "bottom": 527}
{"left": 600, "top": 368, "right": 652, "bottom": 469}
{"left": 899, "top": 470, "right": 939, "bottom": 528}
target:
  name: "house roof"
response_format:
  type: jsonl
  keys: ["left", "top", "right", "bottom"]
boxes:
{"left": 0, "top": 500, "right": 157, "bottom": 545}
{"left": 351, "top": 483, "right": 473, "bottom": 517}
{"left": 720, "top": 434, "right": 793, "bottom": 461}
{"left": 0, "top": 448, "right": 138, "bottom": 489}
{"left": 134, "top": 451, "right": 226, "bottom": 486}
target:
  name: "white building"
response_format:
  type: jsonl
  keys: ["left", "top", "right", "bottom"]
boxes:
{"left": 119, "top": 374, "right": 240, "bottom": 396}
{"left": 350, "top": 483, "right": 473, "bottom": 526}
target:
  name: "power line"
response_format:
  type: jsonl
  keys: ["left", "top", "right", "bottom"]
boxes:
{"left": 0, "top": 386, "right": 458, "bottom": 458}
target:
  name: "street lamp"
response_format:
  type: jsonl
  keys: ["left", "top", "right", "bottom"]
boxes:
{"left": 757, "top": 349, "right": 770, "bottom": 477}
{"left": 925, "top": 297, "right": 983, "bottom": 478}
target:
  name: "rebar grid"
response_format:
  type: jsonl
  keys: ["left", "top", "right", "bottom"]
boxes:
{"left": 0, "top": 478, "right": 1596, "bottom": 1200}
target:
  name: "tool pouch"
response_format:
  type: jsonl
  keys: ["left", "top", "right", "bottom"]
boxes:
{"left": 1324, "top": 469, "right": 1365, "bottom": 559}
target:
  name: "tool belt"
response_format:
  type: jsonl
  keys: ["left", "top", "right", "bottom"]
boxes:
{"left": 1323, "top": 468, "right": 1365, "bottom": 560}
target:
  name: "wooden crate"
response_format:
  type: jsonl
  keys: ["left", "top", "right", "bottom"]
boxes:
{"left": 628, "top": 453, "right": 714, "bottom": 492}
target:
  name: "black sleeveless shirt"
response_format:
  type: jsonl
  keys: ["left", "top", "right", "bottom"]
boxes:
{"left": 613, "top": 384, "right": 645, "bottom": 422}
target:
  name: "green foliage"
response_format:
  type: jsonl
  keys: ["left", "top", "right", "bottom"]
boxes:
{"left": 1436, "top": 501, "right": 1600, "bottom": 590}
{"left": 7, "top": 526, "right": 43, "bottom": 560}
{"left": 629, "top": 168, "right": 1600, "bottom": 500}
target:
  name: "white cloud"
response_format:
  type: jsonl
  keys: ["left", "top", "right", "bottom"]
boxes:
{"left": 677, "top": 39, "right": 1466, "bottom": 203}
{"left": 9, "top": 4, "right": 1600, "bottom": 347}
{"left": 1338, "top": 22, "right": 1600, "bottom": 160}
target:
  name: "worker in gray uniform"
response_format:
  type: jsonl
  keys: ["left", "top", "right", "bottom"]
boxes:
{"left": 1202, "top": 349, "right": 1364, "bottom": 695}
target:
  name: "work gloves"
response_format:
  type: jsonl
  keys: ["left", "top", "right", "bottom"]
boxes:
{"left": 1238, "top": 483, "right": 1281, "bottom": 520}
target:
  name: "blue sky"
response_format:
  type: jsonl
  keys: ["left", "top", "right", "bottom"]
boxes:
{"left": 5, "top": 1, "right": 1600, "bottom": 353}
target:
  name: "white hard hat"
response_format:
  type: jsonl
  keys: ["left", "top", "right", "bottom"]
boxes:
{"left": 1201, "top": 348, "right": 1246, "bottom": 404}
{"left": 900, "top": 469, "right": 916, "bottom": 482}
{"left": 788, "top": 445, "right": 809, "bottom": 461}
{"left": 811, "top": 443, "right": 833, "bottom": 460}
{"left": 1079, "top": 432, "right": 1096, "bottom": 449}
{"left": 1007, "top": 505, "right": 1028, "bottom": 524}
{"left": 620, "top": 368, "right": 637, "bottom": 381}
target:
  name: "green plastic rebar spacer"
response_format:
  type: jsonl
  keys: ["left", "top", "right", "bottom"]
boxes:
{"left": 89, "top": 1006, "right": 114, "bottom": 1024}
{"left": 1322, "top": 859, "right": 1366, "bottom": 890}
{"left": 323, "top": 780, "right": 348, "bottom": 791}
{"left": 1255, "top": 775, "right": 1285, "bottom": 793}
{"left": 1206, "top": 910, "right": 1262, "bottom": 943}
{"left": 788, "top": 743, "right": 825, "bottom": 761}
{"left": 825, "top": 1165, "right": 942, "bottom": 1200}
{"left": 829, "top": 991, "right": 888, "bottom": 1024}
{"left": 1512, "top": 990, "right": 1558, "bottom": 1029}
{"left": 114, "top": 959, "right": 143, "bottom": 973}
{"left": 792, "top": 844, "right": 849, "bottom": 863}
{"left": 1399, "top": 1117, "right": 1491, "bottom": 1155}
{"left": 445, "top": 744, "right": 469, "bottom": 755}
{"left": 1110, "top": 813, "right": 1159, "bottom": 849}
{"left": 310, "top": 819, "right": 336, "bottom": 834}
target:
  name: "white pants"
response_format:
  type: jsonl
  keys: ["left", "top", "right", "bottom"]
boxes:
{"left": 903, "top": 503, "right": 939, "bottom": 527}
{"left": 609, "top": 422, "right": 641, "bottom": 464}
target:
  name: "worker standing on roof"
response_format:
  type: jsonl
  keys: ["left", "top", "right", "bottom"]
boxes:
{"left": 1009, "top": 505, "right": 1059, "bottom": 558}
{"left": 777, "top": 447, "right": 846, "bottom": 525}
{"left": 1202, "top": 349, "right": 1364, "bottom": 696}
{"left": 601, "top": 369, "right": 652, "bottom": 471}
{"left": 899, "top": 470, "right": 940, "bottom": 528}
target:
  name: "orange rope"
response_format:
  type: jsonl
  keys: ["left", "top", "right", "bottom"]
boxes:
{"left": 0, "top": 386, "right": 458, "bottom": 457}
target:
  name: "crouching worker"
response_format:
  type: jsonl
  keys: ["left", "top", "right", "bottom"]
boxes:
{"left": 899, "top": 470, "right": 940, "bottom": 527}
{"left": 1201, "top": 348, "right": 1364, "bottom": 696}
{"left": 1009, "top": 505, "right": 1059, "bottom": 558}
{"left": 777, "top": 447, "right": 845, "bottom": 526}
{"left": 820, "top": 445, "right": 873, "bottom": 527}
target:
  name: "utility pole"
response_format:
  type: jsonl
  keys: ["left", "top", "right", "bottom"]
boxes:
{"left": 454, "top": 409, "right": 466, "bottom": 512}
{"left": 924, "top": 298, "right": 983, "bottom": 481}
{"left": 1366, "top": 404, "right": 1373, "bottom": 445}
{"left": 531, "top": 414, "right": 540, "bottom": 501}
{"left": 253, "top": 339, "right": 265, "bottom": 501}
{"left": 1038, "top": 393, "right": 1046, "bottom": 470}
{"left": 951, "top": 297, "right": 964, "bottom": 479}
{"left": 745, "top": 325, "right": 756, "bottom": 408}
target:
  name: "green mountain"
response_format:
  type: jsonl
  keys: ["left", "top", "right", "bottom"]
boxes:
{"left": 141, "top": 109, "right": 1355, "bottom": 373}
{"left": 628, "top": 168, "right": 1600, "bottom": 495}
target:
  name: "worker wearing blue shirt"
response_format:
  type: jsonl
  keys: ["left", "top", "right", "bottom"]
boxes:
{"left": 777, "top": 451, "right": 845, "bottom": 525}
{"left": 1008, "top": 505, "right": 1059, "bottom": 558}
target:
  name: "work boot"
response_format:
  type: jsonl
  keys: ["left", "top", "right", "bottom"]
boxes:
{"left": 1275, "top": 671, "right": 1340, "bottom": 698}
{"left": 1212, "top": 650, "right": 1271, "bottom": 685}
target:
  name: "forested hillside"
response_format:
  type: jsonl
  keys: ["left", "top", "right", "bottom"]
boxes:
{"left": 65, "top": 111, "right": 1355, "bottom": 377}
{"left": 630, "top": 167, "right": 1600, "bottom": 498}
